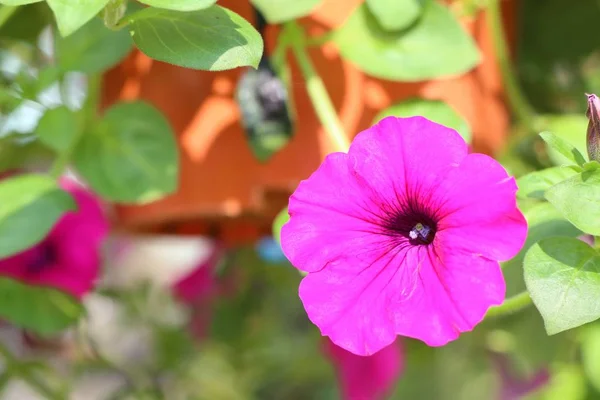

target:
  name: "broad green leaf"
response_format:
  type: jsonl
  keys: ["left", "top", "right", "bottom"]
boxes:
{"left": 35, "top": 106, "right": 79, "bottom": 152}
{"left": 537, "top": 115, "right": 588, "bottom": 166}
{"left": 374, "top": 98, "right": 471, "bottom": 143}
{"left": 545, "top": 169, "right": 600, "bottom": 235}
{"left": 516, "top": 166, "right": 579, "bottom": 200}
{"left": 0, "top": 278, "right": 83, "bottom": 335}
{"left": 127, "top": 6, "right": 263, "bottom": 71}
{"left": 581, "top": 323, "right": 600, "bottom": 392}
{"left": 138, "top": 0, "right": 216, "bottom": 11}
{"left": 251, "top": 0, "right": 322, "bottom": 23}
{"left": 47, "top": 0, "right": 111, "bottom": 37}
{"left": 524, "top": 237, "right": 600, "bottom": 335}
{"left": 501, "top": 202, "right": 581, "bottom": 296}
{"left": 56, "top": 17, "right": 133, "bottom": 74}
{"left": 366, "top": 0, "right": 423, "bottom": 31}
{"left": 73, "top": 101, "right": 178, "bottom": 203}
{"left": 333, "top": 1, "right": 479, "bottom": 81}
{"left": 0, "top": 3, "right": 49, "bottom": 43}
{"left": 272, "top": 206, "right": 289, "bottom": 245}
{"left": 0, "top": 174, "right": 76, "bottom": 258}
{"left": 0, "top": 0, "right": 41, "bottom": 4}
{"left": 539, "top": 131, "right": 586, "bottom": 166}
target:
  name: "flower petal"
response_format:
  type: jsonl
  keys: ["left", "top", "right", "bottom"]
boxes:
{"left": 282, "top": 152, "right": 385, "bottom": 273}
{"left": 436, "top": 153, "right": 527, "bottom": 261}
{"left": 300, "top": 243, "right": 505, "bottom": 353}
{"left": 324, "top": 338, "right": 403, "bottom": 400}
{"left": 348, "top": 116, "right": 468, "bottom": 203}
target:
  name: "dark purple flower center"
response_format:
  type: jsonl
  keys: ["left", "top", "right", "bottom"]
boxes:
{"left": 26, "top": 242, "right": 57, "bottom": 274}
{"left": 384, "top": 208, "right": 438, "bottom": 246}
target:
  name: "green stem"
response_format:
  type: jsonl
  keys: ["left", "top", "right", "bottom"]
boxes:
{"left": 0, "top": 5, "right": 18, "bottom": 28}
{"left": 285, "top": 21, "right": 350, "bottom": 153}
{"left": 0, "top": 340, "right": 62, "bottom": 400}
{"left": 487, "top": 0, "right": 537, "bottom": 132}
{"left": 50, "top": 74, "right": 101, "bottom": 179}
{"left": 485, "top": 291, "right": 532, "bottom": 319}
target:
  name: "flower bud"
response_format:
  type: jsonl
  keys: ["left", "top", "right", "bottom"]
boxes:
{"left": 586, "top": 93, "right": 600, "bottom": 162}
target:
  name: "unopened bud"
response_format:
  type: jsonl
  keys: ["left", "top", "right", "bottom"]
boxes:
{"left": 586, "top": 93, "right": 600, "bottom": 162}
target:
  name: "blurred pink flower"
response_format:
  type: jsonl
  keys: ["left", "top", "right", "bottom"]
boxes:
{"left": 173, "top": 243, "right": 226, "bottom": 339}
{"left": 281, "top": 116, "right": 527, "bottom": 355}
{"left": 491, "top": 352, "right": 549, "bottom": 400}
{"left": 325, "top": 339, "right": 403, "bottom": 400}
{"left": 0, "top": 178, "right": 108, "bottom": 299}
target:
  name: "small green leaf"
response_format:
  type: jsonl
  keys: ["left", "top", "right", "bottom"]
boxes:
{"left": 516, "top": 166, "right": 579, "bottom": 200}
{"left": 56, "top": 17, "right": 133, "bottom": 74}
{"left": 333, "top": 1, "right": 480, "bottom": 81}
{"left": 546, "top": 169, "right": 600, "bottom": 235}
{"left": 0, "top": 174, "right": 76, "bottom": 259}
{"left": 138, "top": 0, "right": 216, "bottom": 11}
{"left": 73, "top": 101, "right": 178, "bottom": 204}
{"left": 35, "top": 106, "right": 79, "bottom": 153}
{"left": 0, "top": 278, "right": 83, "bottom": 335}
{"left": 272, "top": 206, "right": 289, "bottom": 245}
{"left": 366, "top": 0, "right": 423, "bottom": 31}
{"left": 47, "top": 0, "right": 111, "bottom": 37}
{"left": 539, "top": 131, "right": 586, "bottom": 166}
{"left": 251, "top": 0, "right": 322, "bottom": 23}
{"left": 524, "top": 237, "right": 600, "bottom": 335}
{"left": 537, "top": 114, "right": 588, "bottom": 166}
{"left": 374, "top": 98, "right": 471, "bottom": 143}
{"left": 127, "top": 5, "right": 263, "bottom": 71}
{"left": 0, "top": 0, "right": 41, "bottom": 4}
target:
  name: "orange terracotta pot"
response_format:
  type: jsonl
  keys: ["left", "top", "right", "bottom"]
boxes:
{"left": 101, "top": 0, "right": 517, "bottom": 243}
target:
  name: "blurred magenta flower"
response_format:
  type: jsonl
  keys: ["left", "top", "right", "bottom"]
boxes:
{"left": 0, "top": 178, "right": 108, "bottom": 299}
{"left": 325, "top": 339, "right": 403, "bottom": 400}
{"left": 281, "top": 116, "right": 527, "bottom": 355}
{"left": 173, "top": 242, "right": 226, "bottom": 339}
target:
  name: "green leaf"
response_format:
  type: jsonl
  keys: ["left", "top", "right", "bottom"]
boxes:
{"left": 0, "top": 278, "right": 83, "bottom": 335}
{"left": 538, "top": 115, "right": 588, "bottom": 166}
{"left": 0, "top": 0, "right": 41, "bottom": 4}
{"left": 524, "top": 237, "right": 600, "bottom": 335}
{"left": 73, "top": 101, "right": 178, "bottom": 204}
{"left": 374, "top": 98, "right": 471, "bottom": 143}
{"left": 0, "top": 2, "right": 50, "bottom": 43}
{"left": 46, "top": 0, "right": 111, "bottom": 37}
{"left": 127, "top": 5, "right": 263, "bottom": 71}
{"left": 516, "top": 166, "right": 579, "bottom": 200}
{"left": 333, "top": 1, "right": 480, "bottom": 81}
{"left": 545, "top": 169, "right": 600, "bottom": 235}
{"left": 138, "top": 0, "right": 216, "bottom": 11}
{"left": 581, "top": 323, "right": 600, "bottom": 393}
{"left": 539, "top": 131, "right": 586, "bottom": 166}
{"left": 35, "top": 106, "right": 79, "bottom": 153}
{"left": 0, "top": 174, "right": 76, "bottom": 259}
{"left": 366, "top": 0, "right": 423, "bottom": 31}
{"left": 251, "top": 0, "right": 322, "bottom": 23}
{"left": 56, "top": 16, "right": 133, "bottom": 74}
{"left": 272, "top": 206, "right": 289, "bottom": 245}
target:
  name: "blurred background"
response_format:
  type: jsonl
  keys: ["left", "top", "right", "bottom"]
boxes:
{"left": 1, "top": 0, "right": 600, "bottom": 399}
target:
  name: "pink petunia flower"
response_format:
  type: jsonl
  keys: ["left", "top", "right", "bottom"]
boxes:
{"left": 281, "top": 116, "right": 527, "bottom": 355}
{"left": 324, "top": 339, "right": 403, "bottom": 400}
{"left": 0, "top": 178, "right": 109, "bottom": 299}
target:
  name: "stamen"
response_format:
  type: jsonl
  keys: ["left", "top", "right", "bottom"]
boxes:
{"left": 409, "top": 223, "right": 434, "bottom": 244}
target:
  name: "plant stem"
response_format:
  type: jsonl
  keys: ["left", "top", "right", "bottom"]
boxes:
{"left": 0, "top": 5, "right": 17, "bottom": 29}
{"left": 485, "top": 291, "right": 532, "bottom": 319}
{"left": 0, "top": 340, "right": 62, "bottom": 400}
{"left": 285, "top": 21, "right": 350, "bottom": 153}
{"left": 487, "top": 0, "right": 537, "bottom": 132}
